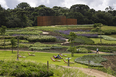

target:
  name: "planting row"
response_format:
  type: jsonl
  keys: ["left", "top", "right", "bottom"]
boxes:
{"left": 75, "top": 55, "right": 107, "bottom": 67}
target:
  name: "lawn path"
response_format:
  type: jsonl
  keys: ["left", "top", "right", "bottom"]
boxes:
{"left": 62, "top": 66, "right": 115, "bottom": 77}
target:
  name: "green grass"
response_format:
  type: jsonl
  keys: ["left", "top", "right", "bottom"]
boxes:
{"left": 101, "top": 26, "right": 116, "bottom": 30}
{"left": 98, "top": 35, "right": 116, "bottom": 41}
{"left": 90, "top": 38, "right": 116, "bottom": 44}
{"left": 74, "top": 32, "right": 98, "bottom": 34}
{"left": 28, "top": 25, "right": 93, "bottom": 32}
{"left": 0, "top": 50, "right": 113, "bottom": 77}
{"left": 109, "top": 35, "right": 116, "bottom": 38}
{"left": 0, "top": 50, "right": 89, "bottom": 68}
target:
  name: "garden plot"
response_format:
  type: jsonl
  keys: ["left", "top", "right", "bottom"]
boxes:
{"left": 75, "top": 55, "right": 107, "bottom": 67}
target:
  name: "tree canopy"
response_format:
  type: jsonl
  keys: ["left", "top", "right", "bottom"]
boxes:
{"left": 0, "top": 2, "right": 116, "bottom": 28}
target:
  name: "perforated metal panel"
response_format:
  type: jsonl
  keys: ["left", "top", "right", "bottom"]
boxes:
{"left": 37, "top": 16, "right": 77, "bottom": 26}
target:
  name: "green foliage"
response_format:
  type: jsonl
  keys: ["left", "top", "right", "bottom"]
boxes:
{"left": 74, "top": 36, "right": 94, "bottom": 44}
{"left": 0, "top": 25, "right": 7, "bottom": 35}
{"left": 11, "top": 38, "right": 16, "bottom": 46}
{"left": 27, "top": 35, "right": 57, "bottom": 42}
{"left": 75, "top": 55, "right": 107, "bottom": 66}
{"left": 93, "top": 23, "right": 102, "bottom": 28}
{"left": 0, "top": 61, "right": 53, "bottom": 77}
{"left": 99, "top": 35, "right": 116, "bottom": 41}
{"left": 91, "top": 28, "right": 100, "bottom": 32}
{"left": 0, "top": 45, "right": 11, "bottom": 49}
{"left": 0, "top": 36, "right": 16, "bottom": 39}
{"left": 68, "top": 32, "right": 77, "bottom": 43}
{"left": 6, "top": 31, "right": 42, "bottom": 35}
{"left": 90, "top": 38, "right": 116, "bottom": 44}
{"left": 74, "top": 31, "right": 99, "bottom": 34}
{"left": 16, "top": 2, "right": 30, "bottom": 9}
{"left": 0, "top": 42, "right": 11, "bottom": 46}
{"left": 102, "top": 30, "right": 116, "bottom": 35}
{"left": 19, "top": 43, "right": 32, "bottom": 48}
{"left": 68, "top": 32, "right": 77, "bottom": 57}
{"left": 76, "top": 48, "right": 92, "bottom": 53}
{"left": 80, "top": 46, "right": 116, "bottom": 53}
{"left": 11, "top": 38, "right": 17, "bottom": 53}
{"left": 51, "top": 65, "right": 92, "bottom": 77}
{"left": 101, "top": 26, "right": 116, "bottom": 35}
{"left": 67, "top": 46, "right": 77, "bottom": 52}
{"left": 29, "top": 42, "right": 63, "bottom": 51}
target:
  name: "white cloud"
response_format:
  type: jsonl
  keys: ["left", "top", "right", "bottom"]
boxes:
{"left": 0, "top": 0, "right": 8, "bottom": 9}
{"left": 61, "top": 0, "right": 86, "bottom": 8}
{"left": 0, "top": 0, "right": 116, "bottom": 10}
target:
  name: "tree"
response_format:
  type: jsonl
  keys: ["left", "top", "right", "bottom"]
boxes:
{"left": 70, "top": 4, "right": 90, "bottom": 15}
{"left": 39, "top": 7, "right": 55, "bottom": 16}
{"left": 16, "top": 2, "right": 30, "bottom": 9}
{"left": 68, "top": 32, "right": 77, "bottom": 57}
{"left": 11, "top": 38, "right": 16, "bottom": 53}
{"left": 0, "top": 5, "right": 7, "bottom": 27}
{"left": 38, "top": 5, "right": 46, "bottom": 8}
{"left": 0, "top": 26, "right": 7, "bottom": 49}
{"left": 0, "top": 25, "right": 7, "bottom": 35}
{"left": 67, "top": 12, "right": 84, "bottom": 24}
{"left": 105, "top": 6, "right": 114, "bottom": 12}
{"left": 16, "top": 10, "right": 28, "bottom": 27}
{"left": 93, "top": 23, "right": 103, "bottom": 43}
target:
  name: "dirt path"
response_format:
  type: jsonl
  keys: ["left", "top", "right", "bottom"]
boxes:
{"left": 62, "top": 66, "right": 115, "bottom": 77}
{"left": 91, "top": 50, "right": 112, "bottom": 54}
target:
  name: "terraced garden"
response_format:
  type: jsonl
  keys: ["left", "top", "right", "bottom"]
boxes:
{"left": 0, "top": 24, "right": 116, "bottom": 77}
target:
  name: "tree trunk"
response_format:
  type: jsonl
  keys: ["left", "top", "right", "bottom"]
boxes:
{"left": 12, "top": 45, "right": 13, "bottom": 53}
{"left": 71, "top": 52, "right": 74, "bottom": 57}
{"left": 4, "top": 36, "right": 5, "bottom": 49}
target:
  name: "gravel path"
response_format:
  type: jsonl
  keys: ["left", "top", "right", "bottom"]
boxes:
{"left": 62, "top": 66, "right": 115, "bottom": 77}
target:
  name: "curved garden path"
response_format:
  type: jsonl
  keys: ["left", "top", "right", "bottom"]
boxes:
{"left": 62, "top": 66, "right": 115, "bottom": 77}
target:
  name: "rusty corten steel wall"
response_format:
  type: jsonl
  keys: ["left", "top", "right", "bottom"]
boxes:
{"left": 66, "top": 19, "right": 77, "bottom": 25}
{"left": 37, "top": 16, "right": 77, "bottom": 26}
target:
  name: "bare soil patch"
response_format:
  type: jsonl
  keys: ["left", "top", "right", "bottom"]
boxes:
{"left": 101, "top": 55, "right": 116, "bottom": 71}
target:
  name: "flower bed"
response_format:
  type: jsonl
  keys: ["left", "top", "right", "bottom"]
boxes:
{"left": 57, "top": 30, "right": 98, "bottom": 38}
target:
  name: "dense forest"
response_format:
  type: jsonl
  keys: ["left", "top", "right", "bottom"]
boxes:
{"left": 0, "top": 2, "right": 116, "bottom": 28}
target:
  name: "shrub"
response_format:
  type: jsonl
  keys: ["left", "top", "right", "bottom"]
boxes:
{"left": 102, "top": 30, "right": 116, "bottom": 35}
{"left": 91, "top": 28, "right": 100, "bottom": 32}
{"left": 76, "top": 48, "right": 92, "bottom": 53}
{"left": 27, "top": 35, "right": 57, "bottom": 42}
{"left": 0, "top": 61, "right": 53, "bottom": 77}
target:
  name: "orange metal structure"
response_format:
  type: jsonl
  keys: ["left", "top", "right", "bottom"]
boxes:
{"left": 37, "top": 16, "right": 77, "bottom": 26}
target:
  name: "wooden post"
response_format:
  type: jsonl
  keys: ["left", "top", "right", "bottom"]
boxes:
{"left": 68, "top": 57, "right": 70, "bottom": 66}
{"left": 4, "top": 35, "right": 5, "bottom": 50}
{"left": 100, "top": 24, "right": 102, "bottom": 43}
{"left": 88, "top": 60, "right": 90, "bottom": 66}
{"left": 47, "top": 61, "right": 49, "bottom": 71}
{"left": 17, "top": 36, "right": 19, "bottom": 60}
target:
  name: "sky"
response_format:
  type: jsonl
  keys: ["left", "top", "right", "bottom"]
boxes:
{"left": 0, "top": 0, "right": 116, "bottom": 11}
